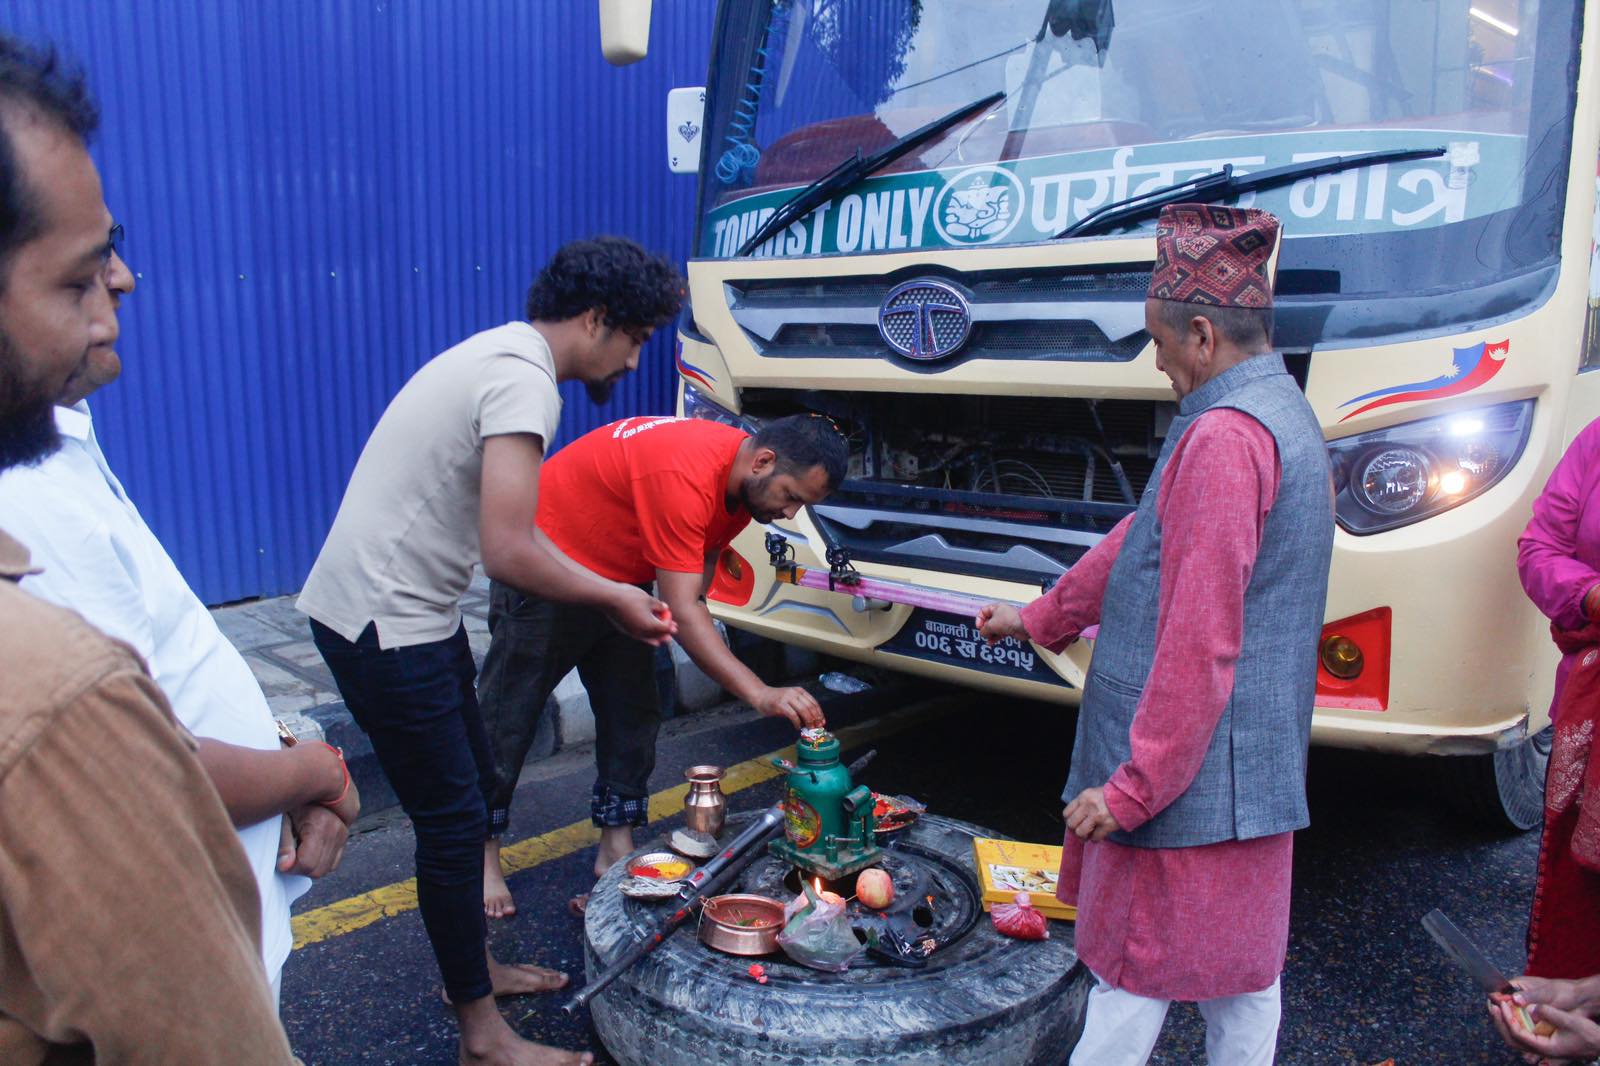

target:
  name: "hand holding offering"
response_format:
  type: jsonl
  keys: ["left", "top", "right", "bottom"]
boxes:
{"left": 1487, "top": 993, "right": 1600, "bottom": 1060}
{"left": 607, "top": 585, "right": 677, "bottom": 645}
{"left": 754, "top": 685, "right": 825, "bottom": 730}
{"left": 1488, "top": 991, "right": 1548, "bottom": 1036}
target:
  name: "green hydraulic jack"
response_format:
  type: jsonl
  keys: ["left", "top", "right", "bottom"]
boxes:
{"left": 769, "top": 728, "right": 883, "bottom": 880}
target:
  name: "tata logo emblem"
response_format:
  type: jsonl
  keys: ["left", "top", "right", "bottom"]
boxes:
{"left": 877, "top": 278, "right": 972, "bottom": 362}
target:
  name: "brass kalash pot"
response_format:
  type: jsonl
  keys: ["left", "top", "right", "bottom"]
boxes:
{"left": 683, "top": 765, "right": 727, "bottom": 837}
{"left": 769, "top": 728, "right": 882, "bottom": 880}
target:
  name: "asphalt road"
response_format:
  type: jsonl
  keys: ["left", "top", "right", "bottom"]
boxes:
{"left": 280, "top": 677, "right": 1542, "bottom": 1065}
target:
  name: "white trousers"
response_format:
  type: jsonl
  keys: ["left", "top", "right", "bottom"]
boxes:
{"left": 1068, "top": 972, "right": 1282, "bottom": 1066}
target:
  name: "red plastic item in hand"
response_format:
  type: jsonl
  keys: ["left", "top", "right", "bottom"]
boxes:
{"left": 991, "top": 891, "right": 1049, "bottom": 941}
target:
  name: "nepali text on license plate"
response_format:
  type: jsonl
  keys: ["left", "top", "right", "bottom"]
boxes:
{"left": 882, "top": 608, "right": 1070, "bottom": 686}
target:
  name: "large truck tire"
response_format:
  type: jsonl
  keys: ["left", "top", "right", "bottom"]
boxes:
{"left": 582, "top": 814, "right": 1091, "bottom": 1066}
{"left": 1436, "top": 725, "right": 1552, "bottom": 832}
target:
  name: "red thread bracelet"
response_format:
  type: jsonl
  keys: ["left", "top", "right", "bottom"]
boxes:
{"left": 318, "top": 742, "right": 351, "bottom": 810}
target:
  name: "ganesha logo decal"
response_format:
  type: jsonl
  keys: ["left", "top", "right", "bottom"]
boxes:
{"left": 1338, "top": 340, "right": 1509, "bottom": 423}
{"left": 933, "top": 165, "right": 1025, "bottom": 245}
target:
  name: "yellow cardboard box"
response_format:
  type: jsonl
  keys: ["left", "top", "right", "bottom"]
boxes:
{"left": 972, "top": 837, "right": 1076, "bottom": 921}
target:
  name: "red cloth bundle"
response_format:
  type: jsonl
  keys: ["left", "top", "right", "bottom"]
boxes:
{"left": 991, "top": 891, "right": 1049, "bottom": 941}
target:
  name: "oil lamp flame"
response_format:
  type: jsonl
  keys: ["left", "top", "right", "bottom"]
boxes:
{"left": 799, "top": 875, "right": 844, "bottom": 909}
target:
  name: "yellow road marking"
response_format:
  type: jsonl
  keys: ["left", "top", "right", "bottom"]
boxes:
{"left": 291, "top": 698, "right": 954, "bottom": 949}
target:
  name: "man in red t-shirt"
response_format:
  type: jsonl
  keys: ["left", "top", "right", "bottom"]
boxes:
{"left": 477, "top": 413, "right": 847, "bottom": 917}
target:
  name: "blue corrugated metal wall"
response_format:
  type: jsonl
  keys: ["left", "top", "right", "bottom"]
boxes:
{"left": 1, "top": 1, "right": 715, "bottom": 603}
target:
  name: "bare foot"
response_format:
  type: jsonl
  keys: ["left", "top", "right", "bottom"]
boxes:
{"left": 487, "top": 959, "right": 569, "bottom": 996}
{"left": 456, "top": 996, "right": 592, "bottom": 1065}
{"left": 595, "top": 826, "right": 635, "bottom": 878}
{"left": 440, "top": 961, "right": 568, "bottom": 1006}
{"left": 459, "top": 1040, "right": 592, "bottom": 1066}
{"left": 483, "top": 839, "right": 516, "bottom": 920}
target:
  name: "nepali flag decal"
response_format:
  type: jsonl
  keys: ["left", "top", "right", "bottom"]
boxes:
{"left": 1337, "top": 340, "right": 1508, "bottom": 423}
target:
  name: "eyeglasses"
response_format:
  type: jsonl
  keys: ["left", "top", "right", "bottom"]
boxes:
{"left": 99, "top": 223, "right": 128, "bottom": 280}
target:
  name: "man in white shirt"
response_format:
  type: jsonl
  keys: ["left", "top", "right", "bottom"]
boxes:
{"left": 0, "top": 223, "right": 360, "bottom": 1005}
{"left": 299, "top": 236, "right": 681, "bottom": 1066}
{"left": 0, "top": 32, "right": 299, "bottom": 1063}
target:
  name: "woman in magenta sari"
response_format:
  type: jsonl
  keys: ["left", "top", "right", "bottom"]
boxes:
{"left": 1516, "top": 418, "right": 1600, "bottom": 978}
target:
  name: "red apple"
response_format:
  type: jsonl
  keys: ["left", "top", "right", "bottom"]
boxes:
{"left": 857, "top": 868, "right": 894, "bottom": 910}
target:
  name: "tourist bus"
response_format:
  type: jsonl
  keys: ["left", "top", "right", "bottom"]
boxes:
{"left": 613, "top": 0, "right": 1599, "bottom": 828}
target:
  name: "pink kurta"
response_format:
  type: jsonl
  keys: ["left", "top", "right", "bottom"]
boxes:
{"left": 1020, "top": 408, "right": 1292, "bottom": 1001}
{"left": 1515, "top": 417, "right": 1600, "bottom": 977}
{"left": 1518, "top": 417, "right": 1600, "bottom": 721}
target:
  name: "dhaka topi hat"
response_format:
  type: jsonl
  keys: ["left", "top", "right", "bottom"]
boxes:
{"left": 1147, "top": 204, "right": 1280, "bottom": 309}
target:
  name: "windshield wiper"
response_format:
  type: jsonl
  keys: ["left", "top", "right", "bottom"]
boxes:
{"left": 736, "top": 90, "right": 1005, "bottom": 256}
{"left": 1054, "top": 146, "right": 1446, "bottom": 240}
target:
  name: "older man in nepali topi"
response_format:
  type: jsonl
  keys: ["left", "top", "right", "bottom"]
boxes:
{"left": 978, "top": 204, "right": 1334, "bottom": 1065}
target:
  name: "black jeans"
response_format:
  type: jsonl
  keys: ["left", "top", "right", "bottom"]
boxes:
{"left": 478, "top": 580, "right": 661, "bottom": 834}
{"left": 309, "top": 618, "right": 494, "bottom": 1003}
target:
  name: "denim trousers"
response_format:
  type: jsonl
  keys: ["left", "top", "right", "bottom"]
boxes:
{"left": 309, "top": 618, "right": 494, "bottom": 1003}
{"left": 477, "top": 580, "right": 661, "bottom": 835}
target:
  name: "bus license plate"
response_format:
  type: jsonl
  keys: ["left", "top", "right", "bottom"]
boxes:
{"left": 880, "top": 608, "right": 1071, "bottom": 687}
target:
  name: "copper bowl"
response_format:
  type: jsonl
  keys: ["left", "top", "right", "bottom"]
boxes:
{"left": 698, "top": 894, "right": 784, "bottom": 956}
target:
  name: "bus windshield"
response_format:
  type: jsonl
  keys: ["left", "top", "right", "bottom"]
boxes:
{"left": 697, "top": 0, "right": 1580, "bottom": 303}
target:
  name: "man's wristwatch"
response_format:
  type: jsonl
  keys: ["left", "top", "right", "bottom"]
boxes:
{"left": 276, "top": 719, "right": 298, "bottom": 747}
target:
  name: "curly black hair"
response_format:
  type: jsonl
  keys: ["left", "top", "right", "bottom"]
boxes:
{"left": 0, "top": 35, "right": 99, "bottom": 286}
{"left": 524, "top": 236, "right": 684, "bottom": 340}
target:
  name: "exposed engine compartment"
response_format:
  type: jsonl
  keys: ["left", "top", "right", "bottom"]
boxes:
{"left": 741, "top": 389, "right": 1176, "bottom": 584}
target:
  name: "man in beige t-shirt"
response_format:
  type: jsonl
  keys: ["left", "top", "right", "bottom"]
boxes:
{"left": 297, "top": 318, "right": 566, "bottom": 649}
{"left": 299, "top": 236, "right": 683, "bottom": 1066}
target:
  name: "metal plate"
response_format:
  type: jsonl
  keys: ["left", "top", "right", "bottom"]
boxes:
{"left": 879, "top": 608, "right": 1071, "bottom": 687}
{"left": 625, "top": 852, "right": 694, "bottom": 884}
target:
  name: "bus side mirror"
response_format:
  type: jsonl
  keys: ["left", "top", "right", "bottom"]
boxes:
{"left": 599, "top": 0, "right": 652, "bottom": 66}
{"left": 667, "top": 87, "right": 705, "bottom": 174}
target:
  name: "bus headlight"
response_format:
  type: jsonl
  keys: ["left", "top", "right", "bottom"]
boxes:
{"left": 682, "top": 381, "right": 759, "bottom": 431}
{"left": 1351, "top": 447, "right": 1432, "bottom": 515}
{"left": 1328, "top": 399, "right": 1533, "bottom": 534}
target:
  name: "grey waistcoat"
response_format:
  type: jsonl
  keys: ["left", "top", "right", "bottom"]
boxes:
{"left": 1065, "top": 352, "right": 1334, "bottom": 848}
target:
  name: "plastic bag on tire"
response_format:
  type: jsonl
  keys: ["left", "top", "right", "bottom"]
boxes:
{"left": 777, "top": 892, "right": 863, "bottom": 971}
